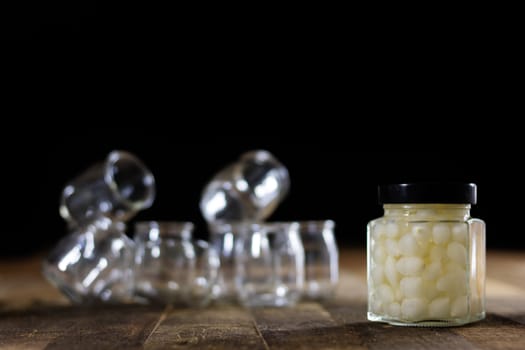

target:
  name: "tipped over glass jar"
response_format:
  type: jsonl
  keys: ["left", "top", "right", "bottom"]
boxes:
{"left": 367, "top": 183, "right": 486, "bottom": 327}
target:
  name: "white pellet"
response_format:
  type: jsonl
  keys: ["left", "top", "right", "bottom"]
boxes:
{"left": 388, "top": 302, "right": 401, "bottom": 317}
{"left": 451, "top": 295, "right": 468, "bottom": 317}
{"left": 386, "top": 222, "right": 400, "bottom": 238}
{"left": 396, "top": 256, "right": 424, "bottom": 276}
{"left": 428, "top": 297, "right": 450, "bottom": 319}
{"left": 372, "top": 222, "right": 387, "bottom": 240}
{"left": 422, "top": 261, "right": 442, "bottom": 281}
{"left": 447, "top": 241, "right": 467, "bottom": 265}
{"left": 412, "top": 224, "right": 432, "bottom": 248}
{"left": 386, "top": 239, "right": 400, "bottom": 257}
{"left": 436, "top": 268, "right": 467, "bottom": 296}
{"left": 373, "top": 244, "right": 387, "bottom": 264}
{"left": 394, "top": 288, "right": 403, "bottom": 302}
{"left": 371, "top": 264, "right": 385, "bottom": 285}
{"left": 422, "top": 280, "right": 440, "bottom": 300}
{"left": 378, "top": 284, "right": 394, "bottom": 303}
{"left": 432, "top": 223, "right": 451, "bottom": 245}
{"left": 400, "top": 277, "right": 424, "bottom": 298}
{"left": 452, "top": 224, "right": 468, "bottom": 245}
{"left": 398, "top": 233, "right": 420, "bottom": 256}
{"left": 430, "top": 245, "right": 446, "bottom": 262}
{"left": 371, "top": 296, "right": 384, "bottom": 314}
{"left": 401, "top": 298, "right": 428, "bottom": 320}
{"left": 385, "top": 256, "right": 400, "bottom": 287}
{"left": 446, "top": 262, "right": 466, "bottom": 276}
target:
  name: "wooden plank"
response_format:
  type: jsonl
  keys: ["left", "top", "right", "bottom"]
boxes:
{"left": 44, "top": 304, "right": 163, "bottom": 350}
{"left": 0, "top": 304, "right": 164, "bottom": 350}
{"left": 0, "top": 308, "right": 61, "bottom": 349}
{"left": 251, "top": 302, "right": 365, "bottom": 350}
{"left": 324, "top": 300, "right": 479, "bottom": 350}
{"left": 452, "top": 313, "right": 525, "bottom": 350}
{"left": 144, "top": 305, "right": 266, "bottom": 350}
{"left": 359, "top": 324, "right": 479, "bottom": 350}
{"left": 323, "top": 300, "right": 368, "bottom": 324}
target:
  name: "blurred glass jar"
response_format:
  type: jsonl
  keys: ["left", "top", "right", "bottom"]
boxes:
{"left": 42, "top": 217, "right": 135, "bottom": 304}
{"left": 60, "top": 150, "right": 156, "bottom": 228}
{"left": 207, "top": 221, "right": 241, "bottom": 303}
{"left": 133, "top": 221, "right": 219, "bottom": 307}
{"left": 200, "top": 150, "right": 290, "bottom": 223}
{"left": 235, "top": 222, "right": 304, "bottom": 307}
{"left": 298, "top": 220, "right": 339, "bottom": 300}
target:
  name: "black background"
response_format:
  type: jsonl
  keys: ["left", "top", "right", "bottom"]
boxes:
{"left": 3, "top": 132, "right": 524, "bottom": 257}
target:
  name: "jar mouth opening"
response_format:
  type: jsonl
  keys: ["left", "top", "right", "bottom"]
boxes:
{"left": 134, "top": 221, "right": 194, "bottom": 240}
{"left": 208, "top": 221, "right": 262, "bottom": 235}
{"left": 208, "top": 220, "right": 336, "bottom": 234}
{"left": 104, "top": 150, "right": 156, "bottom": 211}
{"left": 293, "top": 220, "right": 335, "bottom": 231}
{"left": 383, "top": 204, "right": 471, "bottom": 208}
{"left": 208, "top": 221, "right": 304, "bottom": 235}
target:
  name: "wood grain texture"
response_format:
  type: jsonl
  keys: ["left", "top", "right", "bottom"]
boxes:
{"left": 324, "top": 300, "right": 478, "bottom": 350}
{"left": 452, "top": 313, "right": 525, "bottom": 350}
{"left": 144, "top": 305, "right": 267, "bottom": 350}
{"left": 0, "top": 305, "right": 163, "bottom": 350}
{"left": 361, "top": 323, "right": 479, "bottom": 350}
{"left": 251, "top": 302, "right": 365, "bottom": 350}
{"left": 1, "top": 249, "right": 525, "bottom": 350}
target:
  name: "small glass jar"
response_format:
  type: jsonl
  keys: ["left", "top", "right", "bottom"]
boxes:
{"left": 235, "top": 222, "right": 304, "bottom": 307}
{"left": 298, "top": 220, "right": 339, "bottom": 300}
{"left": 42, "top": 217, "right": 135, "bottom": 304}
{"left": 200, "top": 150, "right": 290, "bottom": 222}
{"left": 207, "top": 221, "right": 241, "bottom": 303}
{"left": 59, "top": 150, "right": 156, "bottom": 228}
{"left": 367, "top": 183, "right": 485, "bottom": 327}
{"left": 133, "top": 221, "right": 219, "bottom": 307}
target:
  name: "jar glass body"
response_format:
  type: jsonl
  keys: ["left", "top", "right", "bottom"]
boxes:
{"left": 200, "top": 150, "right": 290, "bottom": 222}
{"left": 298, "top": 220, "right": 339, "bottom": 300}
{"left": 42, "top": 218, "right": 135, "bottom": 304}
{"left": 367, "top": 204, "right": 485, "bottom": 327}
{"left": 234, "top": 222, "right": 304, "bottom": 307}
{"left": 60, "top": 150, "right": 156, "bottom": 228}
{"left": 133, "top": 221, "right": 219, "bottom": 307}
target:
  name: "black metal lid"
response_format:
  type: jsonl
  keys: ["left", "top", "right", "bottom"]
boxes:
{"left": 378, "top": 183, "right": 477, "bottom": 204}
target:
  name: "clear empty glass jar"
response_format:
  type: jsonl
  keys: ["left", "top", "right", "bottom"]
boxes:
{"left": 235, "top": 222, "right": 304, "bottom": 307}
{"left": 298, "top": 220, "right": 339, "bottom": 300}
{"left": 200, "top": 150, "right": 290, "bottom": 222}
{"left": 367, "top": 183, "right": 486, "bottom": 327}
{"left": 59, "top": 150, "right": 156, "bottom": 228}
{"left": 207, "top": 221, "right": 240, "bottom": 303}
{"left": 133, "top": 221, "right": 219, "bottom": 307}
{"left": 42, "top": 218, "right": 135, "bottom": 304}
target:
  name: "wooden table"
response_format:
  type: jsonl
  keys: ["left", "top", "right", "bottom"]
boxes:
{"left": 1, "top": 249, "right": 524, "bottom": 349}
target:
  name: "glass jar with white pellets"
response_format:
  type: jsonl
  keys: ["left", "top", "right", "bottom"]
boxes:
{"left": 367, "top": 183, "right": 485, "bottom": 327}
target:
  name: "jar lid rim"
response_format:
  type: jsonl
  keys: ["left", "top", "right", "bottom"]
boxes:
{"left": 378, "top": 183, "right": 477, "bottom": 204}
